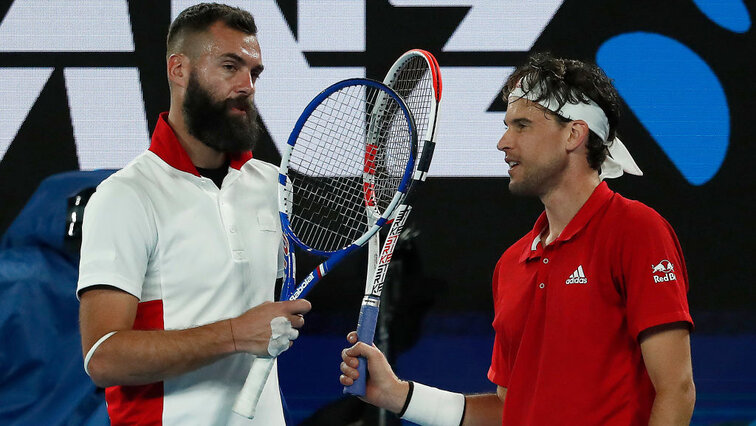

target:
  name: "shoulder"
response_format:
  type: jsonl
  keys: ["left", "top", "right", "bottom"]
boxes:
{"left": 87, "top": 154, "right": 160, "bottom": 216}
{"left": 608, "top": 192, "right": 675, "bottom": 233}
{"left": 238, "top": 158, "right": 280, "bottom": 196}
{"left": 603, "top": 193, "right": 683, "bottom": 262}
{"left": 502, "top": 233, "right": 531, "bottom": 258}
{"left": 97, "top": 152, "right": 158, "bottom": 190}
{"left": 243, "top": 158, "right": 279, "bottom": 178}
{"left": 494, "top": 232, "right": 533, "bottom": 273}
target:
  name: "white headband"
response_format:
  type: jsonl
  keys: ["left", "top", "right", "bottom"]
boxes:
{"left": 508, "top": 84, "right": 643, "bottom": 180}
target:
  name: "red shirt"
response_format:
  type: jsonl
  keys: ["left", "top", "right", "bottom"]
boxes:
{"left": 488, "top": 182, "right": 693, "bottom": 425}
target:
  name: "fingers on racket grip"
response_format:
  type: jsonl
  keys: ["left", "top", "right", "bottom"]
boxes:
{"left": 344, "top": 303, "right": 380, "bottom": 396}
{"left": 232, "top": 357, "right": 276, "bottom": 418}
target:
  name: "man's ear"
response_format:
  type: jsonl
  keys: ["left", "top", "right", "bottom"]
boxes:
{"left": 565, "top": 119, "right": 590, "bottom": 152}
{"left": 167, "top": 54, "right": 189, "bottom": 88}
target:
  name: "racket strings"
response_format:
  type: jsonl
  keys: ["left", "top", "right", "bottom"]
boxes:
{"left": 390, "top": 56, "right": 434, "bottom": 165}
{"left": 285, "top": 84, "right": 414, "bottom": 252}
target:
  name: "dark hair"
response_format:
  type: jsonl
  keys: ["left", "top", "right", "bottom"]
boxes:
{"left": 503, "top": 52, "right": 621, "bottom": 171}
{"left": 167, "top": 3, "right": 257, "bottom": 56}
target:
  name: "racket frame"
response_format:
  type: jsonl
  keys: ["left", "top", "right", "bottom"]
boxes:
{"left": 233, "top": 78, "right": 418, "bottom": 418}
{"left": 345, "top": 49, "right": 443, "bottom": 397}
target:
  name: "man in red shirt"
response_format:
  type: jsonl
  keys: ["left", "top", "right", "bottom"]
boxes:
{"left": 339, "top": 53, "right": 695, "bottom": 425}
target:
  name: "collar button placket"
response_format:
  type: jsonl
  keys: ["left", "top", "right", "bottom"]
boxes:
{"left": 537, "top": 247, "right": 552, "bottom": 292}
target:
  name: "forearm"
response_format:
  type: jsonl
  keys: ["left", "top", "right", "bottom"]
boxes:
{"left": 462, "top": 394, "right": 504, "bottom": 426}
{"left": 87, "top": 319, "right": 236, "bottom": 388}
{"left": 648, "top": 382, "right": 696, "bottom": 426}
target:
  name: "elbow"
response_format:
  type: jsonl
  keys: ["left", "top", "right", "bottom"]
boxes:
{"left": 673, "top": 375, "right": 696, "bottom": 411}
{"left": 656, "top": 376, "right": 696, "bottom": 415}
{"left": 86, "top": 354, "right": 118, "bottom": 388}
{"left": 675, "top": 377, "right": 696, "bottom": 421}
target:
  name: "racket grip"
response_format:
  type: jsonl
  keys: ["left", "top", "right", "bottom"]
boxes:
{"left": 232, "top": 356, "right": 276, "bottom": 418}
{"left": 344, "top": 299, "right": 380, "bottom": 396}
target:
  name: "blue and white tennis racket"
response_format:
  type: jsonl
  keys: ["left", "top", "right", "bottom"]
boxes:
{"left": 233, "top": 78, "right": 417, "bottom": 418}
{"left": 345, "top": 49, "right": 443, "bottom": 396}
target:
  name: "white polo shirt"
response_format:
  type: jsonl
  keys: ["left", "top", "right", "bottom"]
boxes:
{"left": 78, "top": 112, "right": 285, "bottom": 425}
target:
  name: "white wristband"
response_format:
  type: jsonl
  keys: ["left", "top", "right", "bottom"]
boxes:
{"left": 84, "top": 331, "right": 117, "bottom": 376}
{"left": 400, "top": 381, "right": 465, "bottom": 426}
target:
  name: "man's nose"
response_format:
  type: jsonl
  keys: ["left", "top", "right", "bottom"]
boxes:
{"left": 497, "top": 130, "right": 510, "bottom": 152}
{"left": 236, "top": 73, "right": 254, "bottom": 96}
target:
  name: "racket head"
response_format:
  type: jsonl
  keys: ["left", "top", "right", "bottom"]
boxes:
{"left": 278, "top": 78, "right": 418, "bottom": 258}
{"left": 383, "top": 49, "right": 442, "bottom": 155}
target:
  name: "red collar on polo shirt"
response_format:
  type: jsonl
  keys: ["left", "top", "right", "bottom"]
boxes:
{"left": 519, "top": 181, "right": 615, "bottom": 262}
{"left": 148, "top": 112, "right": 253, "bottom": 176}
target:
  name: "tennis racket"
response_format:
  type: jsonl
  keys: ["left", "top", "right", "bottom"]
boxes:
{"left": 345, "top": 49, "right": 443, "bottom": 396}
{"left": 232, "top": 78, "right": 418, "bottom": 418}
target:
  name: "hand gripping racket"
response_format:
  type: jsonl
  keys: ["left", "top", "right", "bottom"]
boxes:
{"left": 232, "top": 78, "right": 418, "bottom": 418}
{"left": 345, "top": 49, "right": 443, "bottom": 396}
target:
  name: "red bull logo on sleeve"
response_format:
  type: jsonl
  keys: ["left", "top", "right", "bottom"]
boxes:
{"left": 651, "top": 259, "right": 677, "bottom": 283}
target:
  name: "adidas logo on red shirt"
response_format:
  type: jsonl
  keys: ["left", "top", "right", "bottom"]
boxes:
{"left": 565, "top": 265, "right": 588, "bottom": 284}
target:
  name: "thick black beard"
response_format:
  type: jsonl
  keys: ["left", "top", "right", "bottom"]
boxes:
{"left": 182, "top": 73, "right": 260, "bottom": 154}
